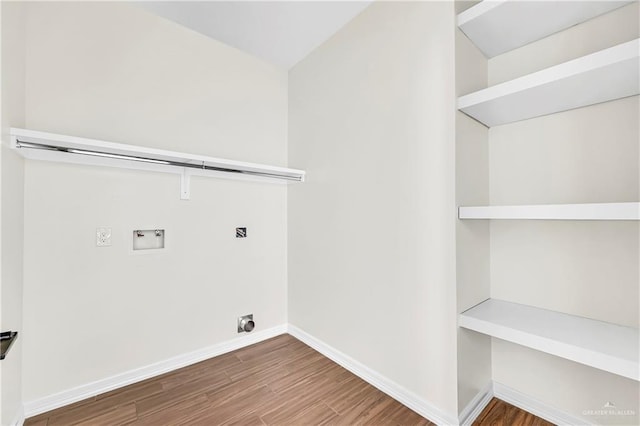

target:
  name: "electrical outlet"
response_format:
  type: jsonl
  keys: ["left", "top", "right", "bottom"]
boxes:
{"left": 96, "top": 227, "right": 112, "bottom": 247}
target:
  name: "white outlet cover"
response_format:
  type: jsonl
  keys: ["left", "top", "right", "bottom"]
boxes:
{"left": 96, "top": 227, "right": 112, "bottom": 247}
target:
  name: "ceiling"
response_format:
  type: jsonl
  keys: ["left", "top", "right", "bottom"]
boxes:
{"left": 137, "top": 1, "right": 374, "bottom": 69}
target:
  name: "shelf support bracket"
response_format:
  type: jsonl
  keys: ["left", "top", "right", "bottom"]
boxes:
{"left": 180, "top": 169, "right": 191, "bottom": 200}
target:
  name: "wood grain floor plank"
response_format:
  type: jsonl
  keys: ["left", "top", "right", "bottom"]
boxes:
{"left": 274, "top": 366, "right": 344, "bottom": 402}
{"left": 224, "top": 344, "right": 319, "bottom": 388}
{"left": 224, "top": 414, "right": 266, "bottom": 426}
{"left": 159, "top": 353, "right": 241, "bottom": 391}
{"left": 317, "top": 360, "right": 356, "bottom": 384}
{"left": 473, "top": 398, "right": 554, "bottom": 426}
{"left": 359, "top": 402, "right": 402, "bottom": 426}
{"left": 332, "top": 392, "right": 397, "bottom": 425}
{"left": 223, "top": 351, "right": 290, "bottom": 383}
{"left": 322, "top": 375, "right": 370, "bottom": 412}
{"left": 130, "top": 394, "right": 211, "bottom": 426}
{"left": 331, "top": 384, "right": 385, "bottom": 414}
{"left": 206, "top": 380, "right": 268, "bottom": 413}
{"left": 259, "top": 373, "right": 344, "bottom": 424}
{"left": 267, "top": 355, "right": 334, "bottom": 393}
{"left": 135, "top": 371, "right": 229, "bottom": 418}
{"left": 24, "top": 397, "right": 97, "bottom": 425}
{"left": 94, "top": 380, "right": 164, "bottom": 406}
{"left": 474, "top": 397, "right": 500, "bottom": 425}
{"left": 272, "top": 400, "right": 339, "bottom": 426}
{"left": 23, "top": 418, "right": 48, "bottom": 426}
{"left": 361, "top": 399, "right": 427, "bottom": 426}
{"left": 233, "top": 343, "right": 296, "bottom": 367}
{"left": 73, "top": 403, "right": 137, "bottom": 426}
{"left": 233, "top": 334, "right": 299, "bottom": 362}
{"left": 194, "top": 385, "right": 278, "bottom": 425}
{"left": 381, "top": 401, "right": 433, "bottom": 426}
{"left": 47, "top": 396, "right": 135, "bottom": 426}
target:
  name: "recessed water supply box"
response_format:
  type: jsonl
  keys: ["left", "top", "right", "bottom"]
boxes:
{"left": 133, "top": 229, "right": 165, "bottom": 250}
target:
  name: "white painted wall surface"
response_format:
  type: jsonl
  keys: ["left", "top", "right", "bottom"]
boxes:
{"left": 24, "top": 2, "right": 287, "bottom": 166}
{"left": 488, "top": 2, "right": 639, "bottom": 423}
{"left": 21, "top": 2, "right": 288, "bottom": 404}
{"left": 1, "top": 2, "right": 26, "bottom": 424}
{"left": 288, "top": 1, "right": 458, "bottom": 421}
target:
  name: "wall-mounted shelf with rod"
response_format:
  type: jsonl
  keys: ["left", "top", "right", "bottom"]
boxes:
{"left": 457, "top": 0, "right": 633, "bottom": 58}
{"left": 460, "top": 299, "right": 639, "bottom": 381}
{"left": 457, "top": 38, "right": 639, "bottom": 127}
{"left": 458, "top": 202, "right": 640, "bottom": 220}
{"left": 10, "top": 128, "right": 305, "bottom": 200}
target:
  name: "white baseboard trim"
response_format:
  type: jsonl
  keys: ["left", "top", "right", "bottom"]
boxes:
{"left": 23, "top": 324, "right": 287, "bottom": 418}
{"left": 287, "top": 324, "right": 459, "bottom": 426}
{"left": 493, "top": 381, "right": 591, "bottom": 426}
{"left": 11, "top": 406, "right": 25, "bottom": 426}
{"left": 458, "top": 382, "right": 493, "bottom": 426}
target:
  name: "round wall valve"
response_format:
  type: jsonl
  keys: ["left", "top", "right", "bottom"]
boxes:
{"left": 237, "top": 314, "right": 255, "bottom": 333}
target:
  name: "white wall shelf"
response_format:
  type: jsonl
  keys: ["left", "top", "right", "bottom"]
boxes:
{"left": 457, "top": 39, "right": 639, "bottom": 127}
{"left": 458, "top": 202, "right": 640, "bottom": 221}
{"left": 458, "top": 0, "right": 633, "bottom": 58}
{"left": 460, "top": 299, "right": 639, "bottom": 381}
{"left": 10, "top": 128, "right": 305, "bottom": 199}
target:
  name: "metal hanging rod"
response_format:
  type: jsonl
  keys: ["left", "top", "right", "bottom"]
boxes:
{"left": 15, "top": 140, "right": 303, "bottom": 182}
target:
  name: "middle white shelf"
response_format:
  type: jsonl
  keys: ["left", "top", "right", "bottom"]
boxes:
{"left": 458, "top": 202, "right": 640, "bottom": 221}
{"left": 457, "top": 38, "right": 639, "bottom": 127}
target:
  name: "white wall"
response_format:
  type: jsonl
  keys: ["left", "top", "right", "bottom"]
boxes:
{"left": 21, "top": 2, "right": 288, "bottom": 405}
{"left": 487, "top": 3, "right": 639, "bottom": 424}
{"left": 0, "top": 2, "right": 26, "bottom": 424}
{"left": 288, "top": 1, "right": 459, "bottom": 421}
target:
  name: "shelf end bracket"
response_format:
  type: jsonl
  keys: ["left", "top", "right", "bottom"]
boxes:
{"left": 180, "top": 169, "right": 191, "bottom": 200}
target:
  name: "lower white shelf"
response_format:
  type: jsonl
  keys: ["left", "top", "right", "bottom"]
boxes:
{"left": 459, "top": 299, "right": 639, "bottom": 381}
{"left": 458, "top": 202, "right": 640, "bottom": 220}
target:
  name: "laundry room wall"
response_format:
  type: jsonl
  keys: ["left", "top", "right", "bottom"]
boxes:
{"left": 1, "top": 1, "right": 27, "bottom": 424}
{"left": 21, "top": 1, "right": 290, "bottom": 407}
{"left": 288, "top": 1, "right": 459, "bottom": 421}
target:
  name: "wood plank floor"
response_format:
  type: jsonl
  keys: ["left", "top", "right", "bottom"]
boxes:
{"left": 473, "top": 398, "right": 553, "bottom": 426}
{"left": 25, "top": 334, "right": 548, "bottom": 426}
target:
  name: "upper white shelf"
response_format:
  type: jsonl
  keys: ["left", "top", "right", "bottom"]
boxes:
{"left": 460, "top": 299, "right": 639, "bottom": 381}
{"left": 458, "top": 0, "right": 634, "bottom": 58}
{"left": 458, "top": 202, "right": 640, "bottom": 221}
{"left": 10, "top": 128, "right": 305, "bottom": 198}
{"left": 457, "top": 39, "right": 640, "bottom": 127}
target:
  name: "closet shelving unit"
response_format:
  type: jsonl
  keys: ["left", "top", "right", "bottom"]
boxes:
{"left": 10, "top": 128, "right": 305, "bottom": 200}
{"left": 456, "top": 1, "right": 640, "bottom": 382}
